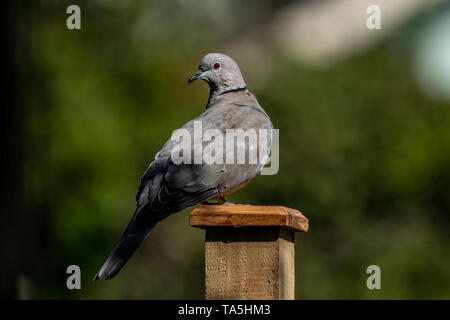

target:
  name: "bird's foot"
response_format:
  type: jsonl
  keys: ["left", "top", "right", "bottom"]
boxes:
{"left": 213, "top": 197, "right": 250, "bottom": 206}
{"left": 217, "top": 197, "right": 227, "bottom": 205}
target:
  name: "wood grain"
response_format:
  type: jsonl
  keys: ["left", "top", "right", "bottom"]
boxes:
{"left": 190, "top": 205, "right": 308, "bottom": 232}
{"left": 204, "top": 227, "right": 295, "bottom": 300}
{"left": 191, "top": 205, "right": 307, "bottom": 300}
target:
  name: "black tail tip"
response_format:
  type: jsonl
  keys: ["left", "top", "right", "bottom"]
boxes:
{"left": 93, "top": 263, "right": 119, "bottom": 281}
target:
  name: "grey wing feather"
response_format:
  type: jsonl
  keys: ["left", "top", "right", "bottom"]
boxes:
{"left": 94, "top": 90, "right": 272, "bottom": 280}
{"left": 135, "top": 91, "right": 272, "bottom": 222}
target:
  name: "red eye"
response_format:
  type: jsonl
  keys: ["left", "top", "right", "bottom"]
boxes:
{"left": 213, "top": 62, "right": 221, "bottom": 70}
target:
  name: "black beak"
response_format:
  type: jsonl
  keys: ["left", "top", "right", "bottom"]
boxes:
{"left": 188, "top": 70, "right": 203, "bottom": 84}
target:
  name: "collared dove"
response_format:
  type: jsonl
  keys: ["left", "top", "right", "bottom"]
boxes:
{"left": 94, "top": 53, "right": 273, "bottom": 280}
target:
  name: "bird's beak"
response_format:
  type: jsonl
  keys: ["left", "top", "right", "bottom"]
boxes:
{"left": 188, "top": 70, "right": 204, "bottom": 84}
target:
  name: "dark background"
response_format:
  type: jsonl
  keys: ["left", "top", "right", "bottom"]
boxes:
{"left": 2, "top": 0, "right": 450, "bottom": 299}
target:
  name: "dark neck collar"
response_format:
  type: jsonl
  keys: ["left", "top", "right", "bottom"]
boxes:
{"left": 218, "top": 85, "right": 247, "bottom": 96}
{"left": 206, "top": 85, "right": 248, "bottom": 109}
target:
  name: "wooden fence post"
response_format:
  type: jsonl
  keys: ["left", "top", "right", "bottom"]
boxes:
{"left": 189, "top": 205, "right": 308, "bottom": 300}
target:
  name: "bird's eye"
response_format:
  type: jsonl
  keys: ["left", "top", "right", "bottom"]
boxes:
{"left": 213, "top": 62, "right": 221, "bottom": 70}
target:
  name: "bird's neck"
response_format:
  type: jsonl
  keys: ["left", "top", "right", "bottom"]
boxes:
{"left": 206, "top": 84, "right": 248, "bottom": 108}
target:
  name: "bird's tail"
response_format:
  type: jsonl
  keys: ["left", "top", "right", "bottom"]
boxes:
{"left": 94, "top": 219, "right": 157, "bottom": 280}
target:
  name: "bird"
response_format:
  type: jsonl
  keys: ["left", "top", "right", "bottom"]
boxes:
{"left": 94, "top": 53, "right": 273, "bottom": 280}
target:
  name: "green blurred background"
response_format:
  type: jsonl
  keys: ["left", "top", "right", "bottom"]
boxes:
{"left": 2, "top": 0, "right": 450, "bottom": 299}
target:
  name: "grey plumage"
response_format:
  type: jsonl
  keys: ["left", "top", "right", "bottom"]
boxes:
{"left": 94, "top": 53, "right": 273, "bottom": 280}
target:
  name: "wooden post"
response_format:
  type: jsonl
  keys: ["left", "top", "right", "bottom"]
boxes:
{"left": 190, "top": 205, "right": 308, "bottom": 300}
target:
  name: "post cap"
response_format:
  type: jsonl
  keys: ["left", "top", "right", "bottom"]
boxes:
{"left": 190, "top": 205, "right": 308, "bottom": 232}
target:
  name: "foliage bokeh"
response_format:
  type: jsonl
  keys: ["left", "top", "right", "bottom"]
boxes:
{"left": 6, "top": 0, "right": 450, "bottom": 299}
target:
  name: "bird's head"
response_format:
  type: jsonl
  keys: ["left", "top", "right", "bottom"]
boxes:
{"left": 188, "top": 53, "right": 246, "bottom": 94}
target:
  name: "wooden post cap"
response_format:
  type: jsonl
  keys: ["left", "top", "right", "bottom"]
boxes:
{"left": 190, "top": 205, "right": 308, "bottom": 232}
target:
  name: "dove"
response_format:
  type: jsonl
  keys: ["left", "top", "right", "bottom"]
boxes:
{"left": 94, "top": 53, "right": 273, "bottom": 280}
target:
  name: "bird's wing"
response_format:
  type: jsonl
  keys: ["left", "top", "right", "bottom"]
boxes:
{"left": 94, "top": 91, "right": 273, "bottom": 280}
{"left": 135, "top": 91, "right": 272, "bottom": 222}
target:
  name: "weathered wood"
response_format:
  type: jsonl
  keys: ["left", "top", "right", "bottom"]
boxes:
{"left": 190, "top": 205, "right": 308, "bottom": 300}
{"left": 190, "top": 205, "right": 308, "bottom": 232}
{"left": 204, "top": 227, "right": 295, "bottom": 300}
